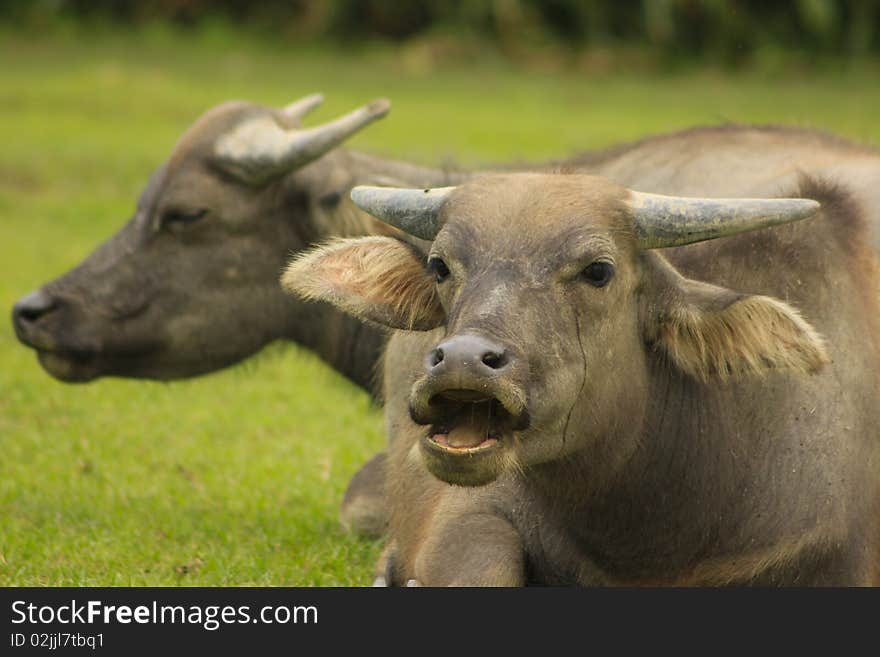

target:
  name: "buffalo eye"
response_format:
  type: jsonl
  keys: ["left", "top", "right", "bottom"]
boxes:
{"left": 161, "top": 208, "right": 208, "bottom": 231}
{"left": 427, "top": 257, "right": 450, "bottom": 283}
{"left": 580, "top": 261, "right": 614, "bottom": 287}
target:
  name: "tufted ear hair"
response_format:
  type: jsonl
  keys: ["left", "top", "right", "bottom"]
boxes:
{"left": 640, "top": 252, "right": 829, "bottom": 382}
{"left": 281, "top": 236, "right": 445, "bottom": 331}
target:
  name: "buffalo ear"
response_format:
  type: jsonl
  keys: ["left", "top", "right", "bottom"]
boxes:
{"left": 640, "top": 253, "right": 829, "bottom": 382}
{"left": 281, "top": 236, "right": 445, "bottom": 330}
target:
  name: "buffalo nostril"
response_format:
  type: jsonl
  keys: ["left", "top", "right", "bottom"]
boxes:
{"left": 428, "top": 348, "right": 445, "bottom": 368}
{"left": 18, "top": 306, "right": 46, "bottom": 322}
{"left": 13, "top": 291, "right": 57, "bottom": 324}
{"left": 481, "top": 350, "right": 508, "bottom": 369}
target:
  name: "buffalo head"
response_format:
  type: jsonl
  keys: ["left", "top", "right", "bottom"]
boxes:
{"left": 12, "top": 95, "right": 389, "bottom": 381}
{"left": 283, "top": 173, "right": 827, "bottom": 486}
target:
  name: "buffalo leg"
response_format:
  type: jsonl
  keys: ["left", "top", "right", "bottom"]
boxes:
{"left": 340, "top": 451, "right": 388, "bottom": 538}
{"left": 415, "top": 512, "right": 525, "bottom": 586}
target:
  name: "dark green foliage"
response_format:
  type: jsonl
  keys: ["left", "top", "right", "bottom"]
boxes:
{"left": 2, "top": 1, "right": 879, "bottom": 62}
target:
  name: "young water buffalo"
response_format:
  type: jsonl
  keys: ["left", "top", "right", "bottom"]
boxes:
{"left": 285, "top": 173, "right": 880, "bottom": 585}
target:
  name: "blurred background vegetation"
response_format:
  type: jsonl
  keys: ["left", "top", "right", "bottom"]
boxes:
{"left": 3, "top": 0, "right": 879, "bottom": 70}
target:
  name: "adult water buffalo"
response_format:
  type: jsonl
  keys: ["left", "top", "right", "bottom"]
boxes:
{"left": 10, "top": 94, "right": 466, "bottom": 537}
{"left": 10, "top": 94, "right": 461, "bottom": 389}
{"left": 285, "top": 172, "right": 880, "bottom": 585}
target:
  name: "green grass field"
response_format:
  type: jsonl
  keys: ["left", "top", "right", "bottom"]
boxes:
{"left": 1, "top": 29, "right": 878, "bottom": 585}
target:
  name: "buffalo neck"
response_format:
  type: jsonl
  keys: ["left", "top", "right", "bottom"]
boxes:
{"left": 285, "top": 300, "right": 388, "bottom": 397}
{"left": 343, "top": 150, "right": 472, "bottom": 189}
{"left": 522, "top": 361, "right": 768, "bottom": 579}
{"left": 525, "top": 352, "right": 847, "bottom": 583}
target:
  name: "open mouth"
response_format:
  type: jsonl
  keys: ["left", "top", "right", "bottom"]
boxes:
{"left": 426, "top": 390, "right": 516, "bottom": 455}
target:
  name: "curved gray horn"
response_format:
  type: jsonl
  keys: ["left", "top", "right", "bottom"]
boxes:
{"left": 628, "top": 191, "right": 821, "bottom": 249}
{"left": 350, "top": 186, "right": 455, "bottom": 240}
{"left": 281, "top": 93, "right": 324, "bottom": 121}
{"left": 214, "top": 98, "right": 391, "bottom": 185}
